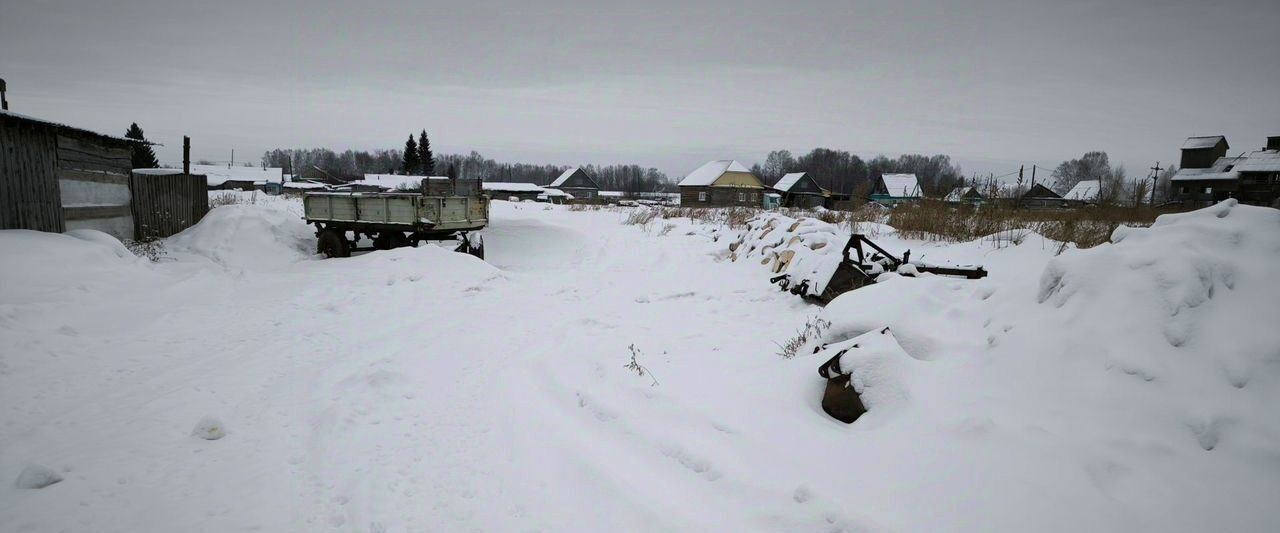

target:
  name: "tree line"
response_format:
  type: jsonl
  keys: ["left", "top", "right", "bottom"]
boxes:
{"left": 750, "top": 149, "right": 966, "bottom": 198}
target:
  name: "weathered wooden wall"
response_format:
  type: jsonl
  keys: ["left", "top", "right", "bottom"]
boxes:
{"left": 0, "top": 115, "right": 64, "bottom": 232}
{"left": 129, "top": 172, "right": 209, "bottom": 240}
{"left": 56, "top": 132, "right": 135, "bottom": 238}
{"left": 679, "top": 186, "right": 762, "bottom": 207}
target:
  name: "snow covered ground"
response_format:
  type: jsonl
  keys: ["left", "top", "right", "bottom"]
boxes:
{"left": 2, "top": 197, "right": 1278, "bottom": 532}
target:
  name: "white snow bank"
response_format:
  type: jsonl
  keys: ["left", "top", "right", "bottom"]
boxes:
{"left": 165, "top": 204, "right": 316, "bottom": 271}
{"left": 813, "top": 200, "right": 1280, "bottom": 531}
{"left": 0, "top": 230, "right": 146, "bottom": 305}
{"left": 14, "top": 464, "right": 63, "bottom": 489}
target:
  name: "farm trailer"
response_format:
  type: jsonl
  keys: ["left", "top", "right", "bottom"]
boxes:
{"left": 303, "top": 180, "right": 488, "bottom": 259}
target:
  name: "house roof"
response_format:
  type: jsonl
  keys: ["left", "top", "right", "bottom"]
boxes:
{"left": 550, "top": 168, "right": 579, "bottom": 187}
{"left": 1022, "top": 183, "right": 1060, "bottom": 198}
{"left": 0, "top": 109, "right": 145, "bottom": 145}
{"left": 132, "top": 168, "right": 185, "bottom": 176}
{"left": 1182, "top": 135, "right": 1227, "bottom": 150}
{"left": 188, "top": 164, "right": 284, "bottom": 187}
{"left": 538, "top": 189, "right": 574, "bottom": 198}
{"left": 880, "top": 174, "right": 921, "bottom": 197}
{"left": 482, "top": 182, "right": 545, "bottom": 193}
{"left": 357, "top": 174, "right": 447, "bottom": 191}
{"left": 1063, "top": 180, "right": 1101, "bottom": 201}
{"left": 944, "top": 186, "right": 981, "bottom": 202}
{"left": 678, "top": 160, "right": 752, "bottom": 187}
{"left": 1171, "top": 156, "right": 1244, "bottom": 182}
{"left": 283, "top": 181, "right": 328, "bottom": 190}
{"left": 1233, "top": 150, "right": 1280, "bottom": 173}
{"left": 773, "top": 172, "right": 807, "bottom": 192}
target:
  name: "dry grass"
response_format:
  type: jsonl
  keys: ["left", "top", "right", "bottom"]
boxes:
{"left": 886, "top": 200, "right": 1177, "bottom": 249}
{"left": 209, "top": 191, "right": 258, "bottom": 208}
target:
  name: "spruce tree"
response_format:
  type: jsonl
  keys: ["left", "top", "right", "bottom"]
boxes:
{"left": 447, "top": 163, "right": 458, "bottom": 180}
{"left": 401, "top": 135, "right": 420, "bottom": 175}
{"left": 417, "top": 130, "right": 435, "bottom": 176}
{"left": 124, "top": 123, "right": 160, "bottom": 169}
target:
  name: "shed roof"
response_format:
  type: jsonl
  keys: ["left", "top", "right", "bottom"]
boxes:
{"left": 944, "top": 186, "right": 981, "bottom": 202}
{"left": 773, "top": 172, "right": 807, "bottom": 192}
{"left": 678, "top": 160, "right": 752, "bottom": 187}
{"left": 132, "top": 168, "right": 185, "bottom": 176}
{"left": 1063, "top": 180, "right": 1101, "bottom": 201}
{"left": 1182, "top": 135, "right": 1227, "bottom": 150}
{"left": 482, "top": 182, "right": 545, "bottom": 193}
{"left": 538, "top": 189, "right": 574, "bottom": 198}
{"left": 357, "top": 174, "right": 447, "bottom": 191}
{"left": 1232, "top": 150, "right": 1280, "bottom": 173}
{"left": 0, "top": 109, "right": 144, "bottom": 145}
{"left": 1171, "top": 156, "right": 1243, "bottom": 182}
{"left": 189, "top": 164, "right": 284, "bottom": 187}
{"left": 880, "top": 174, "right": 921, "bottom": 197}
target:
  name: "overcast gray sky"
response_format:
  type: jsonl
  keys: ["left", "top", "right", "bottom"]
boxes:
{"left": 3, "top": 0, "right": 1277, "bottom": 179}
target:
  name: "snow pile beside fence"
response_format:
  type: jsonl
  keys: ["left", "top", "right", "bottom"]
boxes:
{"left": 165, "top": 203, "right": 316, "bottom": 271}
{"left": 728, "top": 213, "right": 847, "bottom": 298}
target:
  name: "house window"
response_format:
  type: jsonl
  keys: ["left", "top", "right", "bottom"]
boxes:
{"left": 698, "top": 191, "right": 707, "bottom": 202}
{"left": 1180, "top": 186, "right": 1188, "bottom": 194}
{"left": 1203, "top": 187, "right": 1212, "bottom": 194}
{"left": 738, "top": 192, "right": 745, "bottom": 202}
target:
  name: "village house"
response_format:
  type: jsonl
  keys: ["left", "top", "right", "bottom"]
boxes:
{"left": 482, "top": 181, "right": 546, "bottom": 202}
{"left": 190, "top": 163, "right": 285, "bottom": 191}
{"left": 547, "top": 167, "right": 600, "bottom": 200}
{"left": 771, "top": 172, "right": 828, "bottom": 208}
{"left": 943, "top": 185, "right": 984, "bottom": 205}
{"left": 537, "top": 188, "right": 573, "bottom": 204}
{"left": 1171, "top": 135, "right": 1280, "bottom": 207}
{"left": 1019, "top": 183, "right": 1066, "bottom": 209}
{"left": 1062, "top": 180, "right": 1101, "bottom": 206}
{"left": 869, "top": 173, "right": 921, "bottom": 206}
{"left": 677, "top": 160, "right": 765, "bottom": 207}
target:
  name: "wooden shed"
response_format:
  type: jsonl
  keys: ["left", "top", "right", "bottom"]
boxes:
{"left": 1019, "top": 183, "right": 1066, "bottom": 209}
{"left": 548, "top": 167, "right": 600, "bottom": 200}
{"left": 772, "top": 172, "right": 828, "bottom": 208}
{"left": 869, "top": 174, "right": 922, "bottom": 206}
{"left": 2, "top": 110, "right": 139, "bottom": 238}
{"left": 678, "top": 160, "right": 764, "bottom": 207}
{"left": 482, "top": 181, "right": 545, "bottom": 201}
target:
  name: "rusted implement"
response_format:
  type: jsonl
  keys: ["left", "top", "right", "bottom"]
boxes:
{"left": 771, "top": 234, "right": 988, "bottom": 304}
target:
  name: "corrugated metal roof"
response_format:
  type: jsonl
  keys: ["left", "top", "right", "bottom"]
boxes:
{"left": 0, "top": 109, "right": 147, "bottom": 144}
{"left": 482, "top": 182, "right": 545, "bottom": 192}
{"left": 880, "top": 174, "right": 920, "bottom": 197}
{"left": 678, "top": 160, "right": 751, "bottom": 187}
{"left": 1181, "top": 136, "right": 1226, "bottom": 150}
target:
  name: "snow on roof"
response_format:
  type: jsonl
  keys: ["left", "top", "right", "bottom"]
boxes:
{"left": 188, "top": 164, "right": 284, "bottom": 187}
{"left": 1171, "top": 156, "right": 1243, "bottom": 182}
{"left": 880, "top": 174, "right": 920, "bottom": 197}
{"left": 482, "top": 182, "right": 545, "bottom": 193}
{"left": 1182, "top": 136, "right": 1226, "bottom": 150}
{"left": 944, "top": 186, "right": 979, "bottom": 202}
{"left": 0, "top": 109, "right": 143, "bottom": 144}
{"left": 283, "top": 181, "right": 328, "bottom": 189}
{"left": 132, "top": 168, "right": 185, "bottom": 176}
{"left": 773, "top": 172, "right": 806, "bottom": 192}
{"left": 538, "top": 189, "right": 574, "bottom": 198}
{"left": 678, "top": 160, "right": 751, "bottom": 187}
{"left": 549, "top": 168, "right": 579, "bottom": 187}
{"left": 356, "top": 174, "right": 447, "bottom": 191}
{"left": 1233, "top": 150, "right": 1280, "bottom": 173}
{"left": 1063, "top": 180, "right": 1101, "bottom": 201}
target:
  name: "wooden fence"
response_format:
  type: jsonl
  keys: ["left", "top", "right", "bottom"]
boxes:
{"left": 129, "top": 172, "right": 209, "bottom": 240}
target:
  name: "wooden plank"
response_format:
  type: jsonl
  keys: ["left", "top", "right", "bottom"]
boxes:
{"left": 58, "top": 168, "right": 130, "bottom": 185}
{"left": 64, "top": 204, "right": 131, "bottom": 221}
{"left": 57, "top": 156, "right": 130, "bottom": 175}
{"left": 56, "top": 133, "right": 132, "bottom": 158}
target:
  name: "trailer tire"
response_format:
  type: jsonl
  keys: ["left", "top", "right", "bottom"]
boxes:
{"left": 386, "top": 232, "right": 409, "bottom": 249}
{"left": 318, "top": 229, "right": 350, "bottom": 258}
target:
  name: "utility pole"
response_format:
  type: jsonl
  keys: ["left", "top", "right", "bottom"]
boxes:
{"left": 0, "top": 78, "right": 8, "bottom": 110}
{"left": 1149, "top": 162, "right": 1163, "bottom": 207}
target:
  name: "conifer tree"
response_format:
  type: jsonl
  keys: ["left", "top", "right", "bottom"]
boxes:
{"left": 124, "top": 123, "right": 159, "bottom": 168}
{"left": 417, "top": 130, "right": 435, "bottom": 176}
{"left": 401, "top": 135, "right": 420, "bottom": 175}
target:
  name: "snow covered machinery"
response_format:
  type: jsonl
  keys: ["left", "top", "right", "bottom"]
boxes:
{"left": 302, "top": 178, "right": 488, "bottom": 259}
{"left": 771, "top": 234, "right": 988, "bottom": 304}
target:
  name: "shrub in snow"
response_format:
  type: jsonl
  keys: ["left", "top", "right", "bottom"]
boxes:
{"left": 815, "top": 327, "right": 917, "bottom": 423}
{"left": 192, "top": 416, "right": 227, "bottom": 440}
{"left": 15, "top": 464, "right": 63, "bottom": 489}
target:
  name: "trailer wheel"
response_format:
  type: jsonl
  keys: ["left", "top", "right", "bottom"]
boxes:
{"left": 386, "top": 232, "right": 409, "bottom": 249}
{"left": 317, "top": 229, "right": 350, "bottom": 258}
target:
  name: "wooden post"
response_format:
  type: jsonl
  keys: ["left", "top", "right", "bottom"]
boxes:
{"left": 1149, "top": 162, "right": 1163, "bottom": 207}
{"left": 183, "top": 136, "right": 190, "bottom": 175}
{"left": 0, "top": 78, "right": 7, "bottom": 110}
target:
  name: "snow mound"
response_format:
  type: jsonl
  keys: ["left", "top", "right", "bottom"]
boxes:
{"left": 729, "top": 213, "right": 846, "bottom": 297}
{"left": 817, "top": 327, "right": 919, "bottom": 415}
{"left": 191, "top": 416, "right": 227, "bottom": 440}
{"left": 0, "top": 230, "right": 148, "bottom": 304}
{"left": 165, "top": 204, "right": 315, "bottom": 270}
{"left": 14, "top": 464, "right": 63, "bottom": 489}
